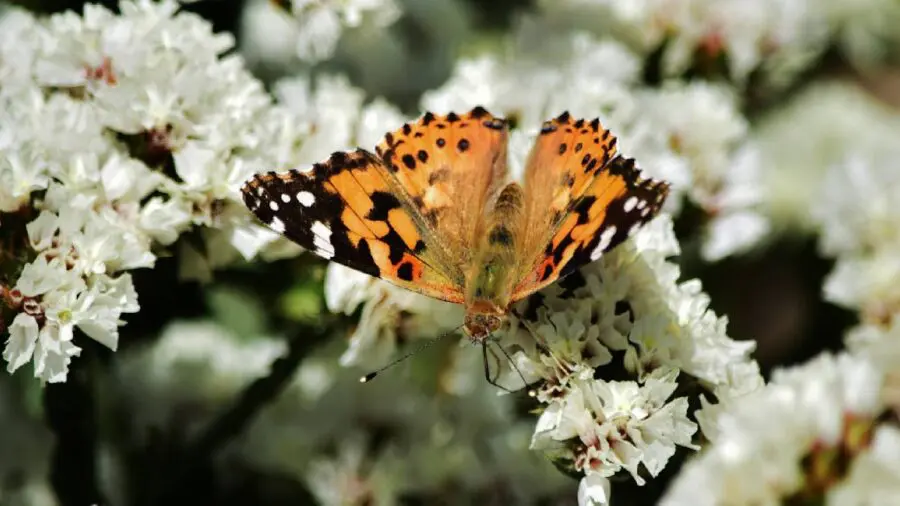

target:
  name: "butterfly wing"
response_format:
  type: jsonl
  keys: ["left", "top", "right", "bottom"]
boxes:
{"left": 374, "top": 106, "right": 510, "bottom": 272}
{"left": 511, "top": 113, "right": 670, "bottom": 300}
{"left": 242, "top": 149, "right": 465, "bottom": 303}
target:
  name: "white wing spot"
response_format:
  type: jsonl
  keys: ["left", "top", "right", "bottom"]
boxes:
{"left": 256, "top": 186, "right": 265, "bottom": 197}
{"left": 280, "top": 193, "right": 291, "bottom": 203}
{"left": 636, "top": 199, "right": 647, "bottom": 210}
{"left": 641, "top": 207, "right": 650, "bottom": 217}
{"left": 269, "top": 200, "right": 279, "bottom": 211}
{"left": 252, "top": 198, "right": 261, "bottom": 210}
{"left": 297, "top": 191, "right": 315, "bottom": 207}
{"left": 311, "top": 220, "right": 335, "bottom": 259}
{"left": 627, "top": 223, "right": 641, "bottom": 237}
{"left": 590, "top": 226, "right": 617, "bottom": 261}
{"left": 269, "top": 216, "right": 286, "bottom": 233}
{"left": 623, "top": 196, "right": 639, "bottom": 213}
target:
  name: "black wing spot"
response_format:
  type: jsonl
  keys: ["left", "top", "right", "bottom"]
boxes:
{"left": 540, "top": 263, "right": 554, "bottom": 281}
{"left": 367, "top": 191, "right": 402, "bottom": 220}
{"left": 436, "top": 138, "right": 446, "bottom": 148}
{"left": 397, "top": 262, "right": 414, "bottom": 281}
{"left": 457, "top": 138, "right": 470, "bottom": 152}
{"left": 470, "top": 106, "right": 489, "bottom": 118}
{"left": 417, "top": 149, "right": 429, "bottom": 163}
{"left": 402, "top": 154, "right": 416, "bottom": 169}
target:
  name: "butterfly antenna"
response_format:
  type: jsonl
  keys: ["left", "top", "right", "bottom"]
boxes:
{"left": 360, "top": 324, "right": 464, "bottom": 383}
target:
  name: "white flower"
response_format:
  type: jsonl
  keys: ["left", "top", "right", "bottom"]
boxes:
{"left": 538, "top": 0, "right": 828, "bottom": 85}
{"left": 504, "top": 216, "right": 757, "bottom": 504}
{"left": 815, "top": 152, "right": 900, "bottom": 258}
{"left": 4, "top": 251, "right": 138, "bottom": 382}
{"left": 578, "top": 473, "right": 612, "bottom": 506}
{"left": 812, "top": 144, "right": 900, "bottom": 319}
{"left": 532, "top": 372, "right": 697, "bottom": 485}
{"left": 754, "top": 80, "right": 900, "bottom": 232}
{"left": 4, "top": 314, "right": 41, "bottom": 374}
{"left": 286, "top": 0, "right": 401, "bottom": 62}
{"left": 661, "top": 352, "right": 890, "bottom": 506}
{"left": 324, "top": 263, "right": 462, "bottom": 370}
{"left": 305, "top": 433, "right": 401, "bottom": 506}
{"left": 829, "top": 425, "right": 900, "bottom": 504}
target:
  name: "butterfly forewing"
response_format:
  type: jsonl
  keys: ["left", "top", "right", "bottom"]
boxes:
{"left": 375, "top": 107, "right": 510, "bottom": 275}
{"left": 510, "top": 113, "right": 670, "bottom": 301}
{"left": 241, "top": 149, "right": 465, "bottom": 303}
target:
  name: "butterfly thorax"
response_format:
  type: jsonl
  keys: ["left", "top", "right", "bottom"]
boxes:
{"left": 463, "top": 183, "right": 525, "bottom": 341}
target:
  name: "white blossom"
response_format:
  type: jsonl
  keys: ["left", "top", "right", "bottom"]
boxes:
{"left": 662, "top": 350, "right": 897, "bottom": 506}
{"left": 259, "top": 0, "right": 401, "bottom": 62}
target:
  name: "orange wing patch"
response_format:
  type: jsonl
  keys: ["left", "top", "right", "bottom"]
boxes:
{"left": 511, "top": 140, "right": 669, "bottom": 301}
{"left": 521, "top": 111, "right": 619, "bottom": 225}
{"left": 242, "top": 150, "right": 465, "bottom": 303}
{"left": 374, "top": 106, "right": 509, "bottom": 266}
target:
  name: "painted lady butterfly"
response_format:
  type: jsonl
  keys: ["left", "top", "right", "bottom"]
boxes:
{"left": 242, "top": 107, "right": 669, "bottom": 345}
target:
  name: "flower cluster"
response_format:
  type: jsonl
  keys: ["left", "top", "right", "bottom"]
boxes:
{"left": 814, "top": 141, "right": 900, "bottom": 325}
{"left": 508, "top": 216, "right": 760, "bottom": 504}
{"left": 0, "top": 0, "right": 413, "bottom": 381}
{"left": 661, "top": 345, "right": 900, "bottom": 505}
{"left": 540, "top": 0, "right": 900, "bottom": 84}
{"left": 241, "top": 0, "right": 401, "bottom": 64}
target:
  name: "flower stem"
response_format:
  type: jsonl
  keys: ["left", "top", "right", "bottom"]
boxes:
{"left": 43, "top": 350, "right": 105, "bottom": 506}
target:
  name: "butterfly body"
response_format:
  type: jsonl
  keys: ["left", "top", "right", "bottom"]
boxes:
{"left": 463, "top": 182, "right": 525, "bottom": 340}
{"left": 242, "top": 107, "right": 670, "bottom": 344}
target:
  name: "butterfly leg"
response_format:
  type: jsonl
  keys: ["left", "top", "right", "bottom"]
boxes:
{"left": 481, "top": 339, "right": 530, "bottom": 392}
{"left": 482, "top": 343, "right": 515, "bottom": 393}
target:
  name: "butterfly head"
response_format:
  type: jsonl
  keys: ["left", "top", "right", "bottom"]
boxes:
{"left": 463, "top": 301, "right": 506, "bottom": 343}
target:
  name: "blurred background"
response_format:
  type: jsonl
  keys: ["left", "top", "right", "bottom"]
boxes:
{"left": 1, "top": 0, "right": 899, "bottom": 505}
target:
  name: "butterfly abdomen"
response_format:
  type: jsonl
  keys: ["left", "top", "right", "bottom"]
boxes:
{"left": 464, "top": 183, "right": 525, "bottom": 318}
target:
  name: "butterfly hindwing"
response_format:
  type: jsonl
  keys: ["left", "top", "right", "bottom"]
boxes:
{"left": 242, "top": 149, "right": 465, "bottom": 303}
{"left": 511, "top": 113, "right": 670, "bottom": 300}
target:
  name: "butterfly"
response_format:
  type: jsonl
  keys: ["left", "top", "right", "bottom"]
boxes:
{"left": 242, "top": 107, "right": 669, "bottom": 348}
